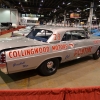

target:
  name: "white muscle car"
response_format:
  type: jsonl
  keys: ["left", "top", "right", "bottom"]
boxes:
{"left": 0, "top": 26, "right": 100, "bottom": 76}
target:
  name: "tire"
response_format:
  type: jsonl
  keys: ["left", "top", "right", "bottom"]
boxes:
{"left": 93, "top": 48, "right": 100, "bottom": 60}
{"left": 38, "top": 58, "right": 59, "bottom": 76}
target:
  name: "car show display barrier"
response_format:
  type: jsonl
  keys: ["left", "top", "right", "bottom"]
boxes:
{"left": 0, "top": 86, "right": 100, "bottom": 100}
{"left": 0, "top": 26, "right": 25, "bottom": 35}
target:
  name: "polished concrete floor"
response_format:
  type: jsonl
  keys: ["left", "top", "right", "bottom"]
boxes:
{"left": 0, "top": 33, "right": 100, "bottom": 89}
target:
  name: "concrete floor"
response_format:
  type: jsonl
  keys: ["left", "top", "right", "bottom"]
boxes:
{"left": 0, "top": 33, "right": 100, "bottom": 89}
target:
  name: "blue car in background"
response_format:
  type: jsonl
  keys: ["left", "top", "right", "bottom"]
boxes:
{"left": 91, "top": 29, "right": 100, "bottom": 36}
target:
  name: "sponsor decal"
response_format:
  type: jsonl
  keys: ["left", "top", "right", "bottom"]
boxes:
{"left": 13, "top": 61, "right": 28, "bottom": 67}
{"left": 69, "top": 43, "right": 74, "bottom": 48}
{"left": 23, "top": 65, "right": 28, "bottom": 67}
{"left": 8, "top": 43, "right": 75, "bottom": 59}
{"left": 65, "top": 54, "right": 70, "bottom": 59}
{"left": 93, "top": 40, "right": 100, "bottom": 44}
{"left": 74, "top": 47, "right": 92, "bottom": 56}
{"left": 9, "top": 46, "right": 50, "bottom": 58}
{"left": 52, "top": 44, "right": 67, "bottom": 51}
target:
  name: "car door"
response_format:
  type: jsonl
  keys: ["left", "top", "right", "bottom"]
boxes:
{"left": 60, "top": 31, "right": 79, "bottom": 62}
{"left": 60, "top": 30, "right": 93, "bottom": 62}
{"left": 70, "top": 30, "right": 93, "bottom": 58}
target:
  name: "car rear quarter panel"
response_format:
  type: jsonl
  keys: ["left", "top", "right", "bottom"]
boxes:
{"left": 5, "top": 43, "right": 68, "bottom": 74}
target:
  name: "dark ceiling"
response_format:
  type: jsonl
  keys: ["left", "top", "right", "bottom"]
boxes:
{"left": 0, "top": 0, "right": 100, "bottom": 21}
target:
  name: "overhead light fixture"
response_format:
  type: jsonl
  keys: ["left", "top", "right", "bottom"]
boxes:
{"left": 62, "top": 2, "right": 65, "bottom": 4}
{"left": 77, "top": 10, "right": 81, "bottom": 12}
{"left": 41, "top": 0, "right": 43, "bottom": 2}
{"left": 86, "top": 8, "right": 90, "bottom": 10}
{"left": 40, "top": 4, "right": 42, "bottom": 6}
{"left": 53, "top": 9, "right": 57, "bottom": 13}
{"left": 67, "top": 2, "right": 71, "bottom": 5}
{"left": 25, "top": 0, "right": 27, "bottom": 2}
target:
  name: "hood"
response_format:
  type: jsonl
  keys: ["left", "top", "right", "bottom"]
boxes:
{"left": 0, "top": 37, "right": 48, "bottom": 51}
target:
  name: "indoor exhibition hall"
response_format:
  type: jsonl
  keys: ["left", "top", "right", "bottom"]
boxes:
{"left": 0, "top": 0, "right": 100, "bottom": 100}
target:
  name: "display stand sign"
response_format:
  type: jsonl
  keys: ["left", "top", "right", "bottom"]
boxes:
{"left": 70, "top": 13, "right": 80, "bottom": 18}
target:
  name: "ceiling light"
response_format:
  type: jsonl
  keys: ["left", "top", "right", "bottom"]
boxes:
{"left": 41, "top": 0, "right": 43, "bottom": 2}
{"left": 25, "top": 0, "right": 27, "bottom": 2}
{"left": 93, "top": 17, "right": 97, "bottom": 20}
{"left": 77, "top": 10, "right": 81, "bottom": 12}
{"left": 54, "top": 9, "right": 57, "bottom": 13}
{"left": 67, "top": 2, "right": 71, "bottom": 5}
{"left": 40, "top": 4, "right": 42, "bottom": 6}
{"left": 86, "top": 8, "right": 90, "bottom": 10}
{"left": 19, "top": 2, "right": 20, "bottom": 4}
{"left": 62, "top": 2, "right": 65, "bottom": 4}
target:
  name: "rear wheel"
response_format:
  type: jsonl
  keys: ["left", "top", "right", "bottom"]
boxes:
{"left": 93, "top": 48, "right": 100, "bottom": 60}
{"left": 38, "top": 58, "right": 59, "bottom": 76}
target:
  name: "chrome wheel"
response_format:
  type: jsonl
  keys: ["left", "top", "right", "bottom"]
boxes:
{"left": 47, "top": 61, "right": 54, "bottom": 69}
{"left": 38, "top": 58, "right": 59, "bottom": 76}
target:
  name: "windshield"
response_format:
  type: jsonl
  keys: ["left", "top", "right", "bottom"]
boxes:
{"left": 26, "top": 29, "right": 53, "bottom": 42}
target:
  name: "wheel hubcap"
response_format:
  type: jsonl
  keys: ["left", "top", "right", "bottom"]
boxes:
{"left": 47, "top": 61, "right": 54, "bottom": 69}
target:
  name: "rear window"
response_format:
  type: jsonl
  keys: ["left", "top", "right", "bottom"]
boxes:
{"left": 26, "top": 29, "right": 53, "bottom": 42}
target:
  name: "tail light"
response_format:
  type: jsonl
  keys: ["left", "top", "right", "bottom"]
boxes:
{"left": 0, "top": 52, "right": 6, "bottom": 68}
{"left": 0, "top": 53, "right": 6, "bottom": 63}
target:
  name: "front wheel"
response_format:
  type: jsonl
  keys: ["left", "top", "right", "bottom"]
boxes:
{"left": 93, "top": 48, "right": 100, "bottom": 60}
{"left": 38, "top": 58, "right": 59, "bottom": 76}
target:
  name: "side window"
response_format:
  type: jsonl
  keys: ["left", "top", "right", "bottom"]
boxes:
{"left": 62, "top": 31, "right": 71, "bottom": 41}
{"left": 71, "top": 30, "right": 87, "bottom": 40}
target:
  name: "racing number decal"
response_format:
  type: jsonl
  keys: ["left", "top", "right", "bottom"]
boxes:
{"left": 53, "top": 33, "right": 60, "bottom": 40}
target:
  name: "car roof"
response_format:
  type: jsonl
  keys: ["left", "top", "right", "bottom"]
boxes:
{"left": 35, "top": 25, "right": 84, "bottom": 33}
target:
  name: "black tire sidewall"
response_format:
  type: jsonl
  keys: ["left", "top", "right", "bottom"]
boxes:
{"left": 93, "top": 48, "right": 100, "bottom": 60}
{"left": 39, "top": 58, "right": 59, "bottom": 76}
